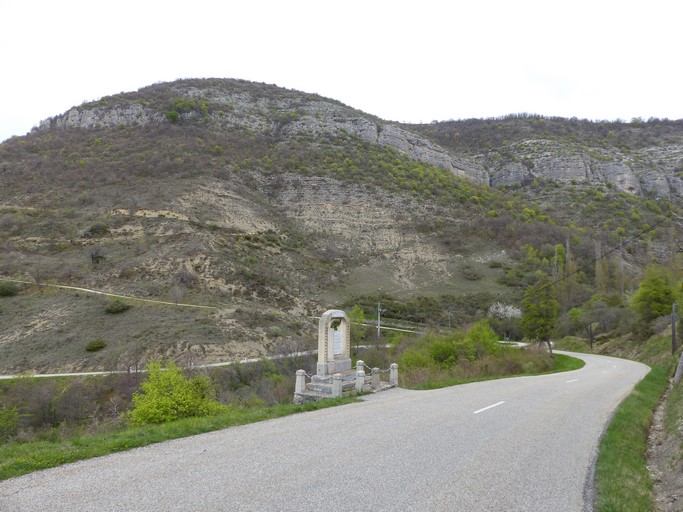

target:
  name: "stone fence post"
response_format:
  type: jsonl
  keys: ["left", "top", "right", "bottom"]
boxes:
{"left": 295, "top": 369, "right": 306, "bottom": 395}
{"left": 389, "top": 363, "right": 398, "bottom": 387}
{"left": 332, "top": 373, "right": 343, "bottom": 397}
{"left": 355, "top": 370, "right": 365, "bottom": 393}
{"left": 372, "top": 367, "right": 380, "bottom": 391}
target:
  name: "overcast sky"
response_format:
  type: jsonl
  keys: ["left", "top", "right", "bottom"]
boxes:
{"left": 2, "top": 0, "right": 682, "bottom": 142}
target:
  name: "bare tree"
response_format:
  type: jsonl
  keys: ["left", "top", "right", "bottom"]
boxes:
{"left": 169, "top": 284, "right": 185, "bottom": 305}
{"left": 87, "top": 246, "right": 105, "bottom": 267}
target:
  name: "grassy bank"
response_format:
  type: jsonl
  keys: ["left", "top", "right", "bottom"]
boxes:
{"left": 594, "top": 365, "right": 669, "bottom": 512}
{"left": 409, "top": 353, "right": 584, "bottom": 390}
{"left": 0, "top": 397, "right": 355, "bottom": 481}
{"left": 0, "top": 351, "right": 584, "bottom": 481}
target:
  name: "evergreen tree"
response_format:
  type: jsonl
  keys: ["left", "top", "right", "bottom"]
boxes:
{"left": 521, "top": 272, "right": 559, "bottom": 355}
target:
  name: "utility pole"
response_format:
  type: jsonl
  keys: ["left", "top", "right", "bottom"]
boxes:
{"left": 673, "top": 302, "right": 677, "bottom": 355}
{"left": 377, "top": 302, "right": 381, "bottom": 340}
{"left": 447, "top": 306, "right": 456, "bottom": 329}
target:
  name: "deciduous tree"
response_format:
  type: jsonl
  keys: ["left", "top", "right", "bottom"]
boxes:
{"left": 631, "top": 265, "right": 675, "bottom": 323}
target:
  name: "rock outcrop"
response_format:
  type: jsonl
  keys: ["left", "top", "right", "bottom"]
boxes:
{"left": 36, "top": 80, "right": 489, "bottom": 185}
{"left": 33, "top": 78, "right": 683, "bottom": 197}
{"left": 483, "top": 148, "right": 681, "bottom": 197}
{"left": 39, "top": 104, "right": 163, "bottom": 130}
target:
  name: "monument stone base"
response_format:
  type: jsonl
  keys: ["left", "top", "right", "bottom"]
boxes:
{"left": 316, "top": 358, "right": 352, "bottom": 377}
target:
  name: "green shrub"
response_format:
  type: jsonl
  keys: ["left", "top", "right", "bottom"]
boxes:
{"left": 0, "top": 404, "right": 19, "bottom": 442}
{"left": 0, "top": 281, "right": 19, "bottom": 297}
{"left": 165, "top": 111, "right": 180, "bottom": 123}
{"left": 105, "top": 298, "right": 131, "bottom": 314}
{"left": 170, "top": 98, "right": 197, "bottom": 113}
{"left": 464, "top": 319, "right": 501, "bottom": 357}
{"left": 86, "top": 339, "right": 107, "bottom": 352}
{"left": 429, "top": 339, "right": 457, "bottom": 366}
{"left": 398, "top": 348, "right": 434, "bottom": 370}
{"left": 127, "top": 360, "right": 225, "bottom": 426}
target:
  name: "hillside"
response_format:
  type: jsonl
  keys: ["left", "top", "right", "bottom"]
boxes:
{"left": 408, "top": 115, "right": 683, "bottom": 195}
{"left": 0, "top": 78, "right": 681, "bottom": 373}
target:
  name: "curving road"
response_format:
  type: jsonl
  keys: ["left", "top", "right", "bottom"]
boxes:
{"left": 0, "top": 352, "right": 648, "bottom": 512}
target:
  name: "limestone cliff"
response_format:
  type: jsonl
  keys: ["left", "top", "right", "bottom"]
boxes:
{"left": 409, "top": 118, "right": 683, "bottom": 198}
{"left": 34, "top": 79, "right": 683, "bottom": 197}
{"left": 37, "top": 79, "right": 489, "bottom": 185}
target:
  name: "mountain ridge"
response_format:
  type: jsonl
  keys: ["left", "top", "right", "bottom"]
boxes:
{"left": 32, "top": 78, "right": 683, "bottom": 197}
{"left": 0, "top": 77, "right": 681, "bottom": 373}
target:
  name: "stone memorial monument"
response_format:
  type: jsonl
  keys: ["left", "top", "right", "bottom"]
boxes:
{"left": 316, "top": 309, "right": 352, "bottom": 376}
{"left": 294, "top": 308, "right": 397, "bottom": 403}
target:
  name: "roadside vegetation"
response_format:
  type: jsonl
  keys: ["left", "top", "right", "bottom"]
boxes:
{"left": 594, "top": 366, "right": 670, "bottom": 512}
{"left": 0, "top": 396, "right": 355, "bottom": 481}
{"left": 554, "top": 312, "right": 682, "bottom": 511}
{"left": 0, "top": 318, "right": 582, "bottom": 480}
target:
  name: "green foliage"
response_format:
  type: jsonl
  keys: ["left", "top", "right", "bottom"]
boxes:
{"left": 631, "top": 265, "right": 676, "bottom": 323}
{"left": 105, "top": 298, "right": 131, "bottom": 314}
{"left": 0, "top": 404, "right": 20, "bottom": 442}
{"left": 348, "top": 304, "right": 367, "bottom": 350}
{"left": 85, "top": 339, "right": 107, "bottom": 352}
{"left": 595, "top": 366, "right": 668, "bottom": 511}
{"left": 170, "top": 97, "right": 197, "bottom": 113}
{"left": 521, "top": 272, "right": 559, "bottom": 343}
{"left": 400, "top": 347, "right": 435, "bottom": 369}
{"left": 399, "top": 320, "right": 503, "bottom": 371}
{"left": 165, "top": 111, "right": 180, "bottom": 123}
{"left": 0, "top": 282, "right": 19, "bottom": 297}
{"left": 464, "top": 319, "right": 501, "bottom": 356}
{"left": 127, "top": 360, "right": 225, "bottom": 426}
{"left": 0, "top": 396, "right": 353, "bottom": 481}
{"left": 164, "top": 98, "right": 198, "bottom": 124}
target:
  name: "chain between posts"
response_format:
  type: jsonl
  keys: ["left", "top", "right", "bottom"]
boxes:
{"left": 359, "top": 361, "right": 393, "bottom": 374}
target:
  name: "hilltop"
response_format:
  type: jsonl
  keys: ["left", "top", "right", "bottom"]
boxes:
{"left": 0, "top": 78, "right": 681, "bottom": 373}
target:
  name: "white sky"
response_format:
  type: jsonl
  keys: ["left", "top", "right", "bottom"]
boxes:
{"left": 2, "top": 0, "right": 682, "bottom": 142}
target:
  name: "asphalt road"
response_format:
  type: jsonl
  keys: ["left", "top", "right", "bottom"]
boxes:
{"left": 0, "top": 352, "right": 649, "bottom": 512}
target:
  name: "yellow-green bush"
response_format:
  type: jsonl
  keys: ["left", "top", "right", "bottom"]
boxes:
{"left": 127, "top": 360, "right": 226, "bottom": 426}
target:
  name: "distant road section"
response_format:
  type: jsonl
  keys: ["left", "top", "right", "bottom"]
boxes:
{"left": 0, "top": 352, "right": 648, "bottom": 512}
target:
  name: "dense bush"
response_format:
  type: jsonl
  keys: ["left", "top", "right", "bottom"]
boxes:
{"left": 0, "top": 281, "right": 19, "bottom": 297}
{"left": 398, "top": 320, "right": 501, "bottom": 370}
{"left": 127, "top": 360, "right": 225, "bottom": 425}
{"left": 395, "top": 319, "right": 553, "bottom": 388}
{"left": 85, "top": 339, "right": 107, "bottom": 352}
{"left": 165, "top": 111, "right": 180, "bottom": 123}
{"left": 105, "top": 298, "right": 131, "bottom": 314}
{"left": 631, "top": 265, "right": 677, "bottom": 323}
{"left": 0, "top": 404, "right": 19, "bottom": 442}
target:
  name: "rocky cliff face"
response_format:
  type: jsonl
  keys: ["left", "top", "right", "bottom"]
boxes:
{"left": 482, "top": 139, "right": 683, "bottom": 197}
{"left": 35, "top": 79, "right": 683, "bottom": 197}
{"left": 37, "top": 80, "right": 489, "bottom": 185}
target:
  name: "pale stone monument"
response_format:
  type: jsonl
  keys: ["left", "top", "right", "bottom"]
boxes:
{"left": 293, "top": 308, "right": 398, "bottom": 403}
{"left": 316, "top": 309, "right": 352, "bottom": 376}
